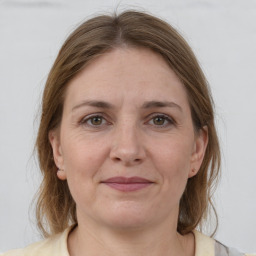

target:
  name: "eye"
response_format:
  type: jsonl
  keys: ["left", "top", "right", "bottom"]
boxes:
{"left": 148, "top": 114, "right": 175, "bottom": 127}
{"left": 90, "top": 116, "right": 104, "bottom": 125}
{"left": 80, "top": 114, "right": 108, "bottom": 127}
{"left": 152, "top": 116, "right": 166, "bottom": 125}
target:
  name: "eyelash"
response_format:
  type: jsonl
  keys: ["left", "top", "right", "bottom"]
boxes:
{"left": 79, "top": 113, "right": 176, "bottom": 128}
{"left": 79, "top": 113, "right": 108, "bottom": 127}
{"left": 147, "top": 114, "right": 176, "bottom": 127}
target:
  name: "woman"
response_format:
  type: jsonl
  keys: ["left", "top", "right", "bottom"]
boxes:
{"left": 2, "top": 10, "right": 253, "bottom": 256}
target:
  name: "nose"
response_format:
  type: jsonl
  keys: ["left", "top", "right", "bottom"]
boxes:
{"left": 109, "top": 122, "right": 146, "bottom": 166}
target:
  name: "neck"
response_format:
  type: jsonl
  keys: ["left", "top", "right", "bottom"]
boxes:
{"left": 68, "top": 215, "right": 195, "bottom": 256}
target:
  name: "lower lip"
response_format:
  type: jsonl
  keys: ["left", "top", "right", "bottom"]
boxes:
{"left": 103, "top": 183, "right": 152, "bottom": 192}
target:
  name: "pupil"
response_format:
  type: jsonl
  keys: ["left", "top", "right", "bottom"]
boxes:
{"left": 92, "top": 117, "right": 102, "bottom": 125}
{"left": 154, "top": 117, "right": 164, "bottom": 125}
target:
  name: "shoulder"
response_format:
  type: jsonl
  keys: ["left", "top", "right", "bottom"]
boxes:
{"left": 192, "top": 230, "right": 255, "bottom": 256}
{"left": 215, "top": 240, "right": 245, "bottom": 256}
{"left": 1, "top": 227, "right": 71, "bottom": 256}
{"left": 193, "top": 229, "right": 215, "bottom": 256}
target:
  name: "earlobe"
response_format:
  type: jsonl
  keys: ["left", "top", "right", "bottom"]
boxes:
{"left": 189, "top": 126, "right": 208, "bottom": 178}
{"left": 188, "top": 167, "right": 198, "bottom": 179}
{"left": 49, "top": 130, "right": 67, "bottom": 180}
{"left": 57, "top": 169, "right": 67, "bottom": 180}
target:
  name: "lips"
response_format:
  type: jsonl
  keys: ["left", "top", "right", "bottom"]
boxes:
{"left": 101, "top": 176, "right": 154, "bottom": 192}
{"left": 102, "top": 176, "right": 152, "bottom": 183}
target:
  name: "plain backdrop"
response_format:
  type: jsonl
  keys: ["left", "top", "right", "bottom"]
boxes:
{"left": 0, "top": 0, "right": 255, "bottom": 253}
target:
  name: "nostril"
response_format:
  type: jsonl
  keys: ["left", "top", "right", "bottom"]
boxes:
{"left": 109, "top": 143, "right": 146, "bottom": 165}
{"left": 111, "top": 155, "right": 142, "bottom": 165}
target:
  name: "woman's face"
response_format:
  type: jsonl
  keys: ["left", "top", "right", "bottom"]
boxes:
{"left": 50, "top": 47, "right": 207, "bottom": 230}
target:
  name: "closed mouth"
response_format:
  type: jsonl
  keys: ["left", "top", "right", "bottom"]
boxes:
{"left": 101, "top": 176, "right": 154, "bottom": 192}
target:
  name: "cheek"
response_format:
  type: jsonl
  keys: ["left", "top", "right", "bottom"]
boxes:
{"left": 153, "top": 138, "right": 193, "bottom": 191}
{"left": 60, "top": 136, "right": 109, "bottom": 208}
{"left": 61, "top": 132, "right": 109, "bottom": 185}
{"left": 156, "top": 137, "right": 192, "bottom": 168}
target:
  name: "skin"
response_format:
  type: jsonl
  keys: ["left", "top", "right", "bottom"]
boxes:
{"left": 49, "top": 47, "right": 208, "bottom": 256}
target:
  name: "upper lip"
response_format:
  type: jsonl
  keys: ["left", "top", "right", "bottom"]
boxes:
{"left": 101, "top": 176, "right": 153, "bottom": 183}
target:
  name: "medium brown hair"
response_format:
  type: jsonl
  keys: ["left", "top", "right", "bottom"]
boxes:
{"left": 36, "top": 10, "right": 220, "bottom": 237}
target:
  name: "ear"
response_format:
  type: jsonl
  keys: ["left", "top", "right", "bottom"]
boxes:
{"left": 188, "top": 126, "right": 208, "bottom": 178}
{"left": 48, "top": 129, "right": 67, "bottom": 180}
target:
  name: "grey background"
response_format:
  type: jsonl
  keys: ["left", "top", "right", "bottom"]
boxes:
{"left": 0, "top": 0, "right": 255, "bottom": 253}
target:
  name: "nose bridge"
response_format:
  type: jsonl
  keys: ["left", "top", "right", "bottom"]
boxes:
{"left": 110, "top": 117, "right": 145, "bottom": 164}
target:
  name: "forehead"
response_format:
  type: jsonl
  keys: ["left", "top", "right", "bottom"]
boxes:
{"left": 64, "top": 47, "right": 190, "bottom": 111}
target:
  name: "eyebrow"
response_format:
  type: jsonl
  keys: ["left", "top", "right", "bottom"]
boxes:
{"left": 72, "top": 100, "right": 115, "bottom": 111}
{"left": 142, "top": 101, "right": 182, "bottom": 112}
{"left": 72, "top": 100, "right": 182, "bottom": 112}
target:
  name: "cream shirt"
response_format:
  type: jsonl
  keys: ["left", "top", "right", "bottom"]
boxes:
{"left": 2, "top": 227, "right": 255, "bottom": 256}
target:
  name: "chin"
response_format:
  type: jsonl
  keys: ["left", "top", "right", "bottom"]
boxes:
{"left": 99, "top": 206, "right": 152, "bottom": 230}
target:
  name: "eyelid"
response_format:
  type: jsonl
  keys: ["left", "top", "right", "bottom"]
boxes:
{"left": 146, "top": 113, "right": 176, "bottom": 126}
{"left": 78, "top": 112, "right": 176, "bottom": 128}
{"left": 79, "top": 113, "right": 109, "bottom": 126}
